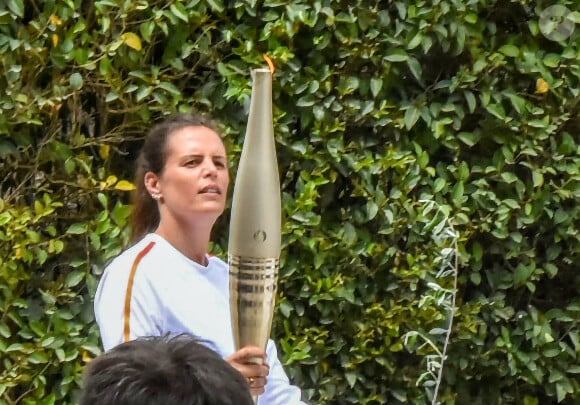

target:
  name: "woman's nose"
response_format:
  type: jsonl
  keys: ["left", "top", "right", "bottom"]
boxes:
{"left": 202, "top": 160, "right": 218, "bottom": 177}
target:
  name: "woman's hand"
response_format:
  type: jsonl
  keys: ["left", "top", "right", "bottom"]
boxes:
{"left": 226, "top": 345, "right": 270, "bottom": 396}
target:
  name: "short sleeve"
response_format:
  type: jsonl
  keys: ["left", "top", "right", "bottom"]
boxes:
{"left": 259, "top": 339, "right": 307, "bottom": 405}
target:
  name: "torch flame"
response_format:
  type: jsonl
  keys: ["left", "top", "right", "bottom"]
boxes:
{"left": 263, "top": 54, "right": 275, "bottom": 74}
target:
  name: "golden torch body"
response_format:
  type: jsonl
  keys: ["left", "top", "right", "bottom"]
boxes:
{"left": 228, "top": 65, "right": 280, "bottom": 403}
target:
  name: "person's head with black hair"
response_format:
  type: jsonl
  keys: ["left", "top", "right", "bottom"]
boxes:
{"left": 80, "top": 334, "right": 253, "bottom": 405}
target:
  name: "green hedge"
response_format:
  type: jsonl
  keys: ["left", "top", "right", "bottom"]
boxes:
{"left": 0, "top": 0, "right": 578, "bottom": 404}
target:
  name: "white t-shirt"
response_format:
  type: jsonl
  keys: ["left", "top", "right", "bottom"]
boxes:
{"left": 94, "top": 233, "right": 305, "bottom": 405}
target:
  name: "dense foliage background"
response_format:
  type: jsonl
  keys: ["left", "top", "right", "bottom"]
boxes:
{"left": 0, "top": 0, "right": 578, "bottom": 404}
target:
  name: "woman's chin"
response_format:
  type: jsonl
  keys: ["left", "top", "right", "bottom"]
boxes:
{"left": 192, "top": 203, "right": 225, "bottom": 215}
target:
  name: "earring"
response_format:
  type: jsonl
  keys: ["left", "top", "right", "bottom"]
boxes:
{"left": 151, "top": 194, "right": 160, "bottom": 201}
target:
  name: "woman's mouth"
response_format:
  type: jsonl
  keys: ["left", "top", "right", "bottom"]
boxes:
{"left": 199, "top": 185, "right": 221, "bottom": 194}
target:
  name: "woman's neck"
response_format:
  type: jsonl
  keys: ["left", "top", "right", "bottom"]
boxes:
{"left": 154, "top": 216, "right": 216, "bottom": 266}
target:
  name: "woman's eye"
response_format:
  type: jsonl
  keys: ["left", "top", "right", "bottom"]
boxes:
{"left": 185, "top": 159, "right": 200, "bottom": 167}
{"left": 214, "top": 160, "right": 226, "bottom": 168}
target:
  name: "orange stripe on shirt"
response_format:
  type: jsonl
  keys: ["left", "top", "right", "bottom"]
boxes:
{"left": 123, "top": 241, "right": 155, "bottom": 342}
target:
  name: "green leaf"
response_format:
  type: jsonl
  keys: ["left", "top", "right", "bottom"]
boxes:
{"left": 556, "top": 380, "right": 572, "bottom": 402}
{"left": 366, "top": 201, "right": 378, "bottom": 220}
{"left": 5, "top": 343, "right": 25, "bottom": 352}
{"left": 343, "top": 222, "right": 357, "bottom": 245}
{"left": 507, "top": 93, "right": 526, "bottom": 114}
{"left": 97, "top": 193, "right": 108, "bottom": 209}
{"left": 406, "top": 31, "right": 423, "bottom": 50}
{"left": 140, "top": 21, "right": 155, "bottom": 42}
{"left": 37, "top": 249, "right": 48, "bottom": 265}
{"left": 7, "top": 0, "right": 24, "bottom": 18}
{"left": 345, "top": 371, "right": 357, "bottom": 388}
{"left": 112, "top": 203, "right": 132, "bottom": 226}
{"left": 279, "top": 301, "right": 292, "bottom": 318}
{"left": 28, "top": 351, "right": 50, "bottom": 364}
{"left": 568, "top": 365, "right": 580, "bottom": 374}
{"left": 406, "top": 57, "right": 423, "bottom": 82}
{"left": 404, "top": 106, "right": 420, "bottom": 130}
{"left": 544, "top": 263, "right": 558, "bottom": 277}
{"left": 486, "top": 103, "right": 506, "bottom": 120}
{"left": 569, "top": 11, "right": 580, "bottom": 24}
{"left": 543, "top": 53, "right": 560, "bottom": 68}
{"left": 136, "top": 86, "right": 152, "bottom": 102}
{"left": 206, "top": 0, "right": 224, "bottom": 12}
{"left": 464, "top": 13, "right": 478, "bottom": 24}
{"left": 498, "top": 45, "right": 519, "bottom": 57}
{"left": 532, "top": 171, "right": 543, "bottom": 188}
{"left": 503, "top": 199, "right": 520, "bottom": 209}
{"left": 527, "top": 119, "right": 547, "bottom": 128}
{"left": 0, "top": 211, "right": 12, "bottom": 226}
{"left": 69, "top": 73, "right": 83, "bottom": 90}
{"left": 370, "top": 78, "right": 382, "bottom": 97}
{"left": 40, "top": 336, "right": 55, "bottom": 347}
{"left": 554, "top": 209, "right": 569, "bottom": 224}
{"left": 458, "top": 131, "right": 479, "bottom": 146}
{"left": 0, "top": 323, "right": 11, "bottom": 338}
{"left": 65, "top": 270, "right": 85, "bottom": 288}
{"left": 464, "top": 91, "right": 476, "bottom": 113}
{"left": 458, "top": 162, "right": 469, "bottom": 181}
{"left": 157, "top": 82, "right": 181, "bottom": 97}
{"left": 514, "top": 263, "right": 534, "bottom": 286}
{"left": 452, "top": 182, "right": 464, "bottom": 204}
{"left": 169, "top": 3, "right": 189, "bottom": 23}
{"left": 384, "top": 49, "right": 408, "bottom": 62}
{"left": 105, "top": 92, "right": 119, "bottom": 102}
{"left": 501, "top": 172, "right": 517, "bottom": 184}
{"left": 66, "top": 223, "right": 88, "bottom": 235}
{"left": 297, "top": 95, "right": 316, "bottom": 107}
{"left": 433, "top": 178, "right": 446, "bottom": 193}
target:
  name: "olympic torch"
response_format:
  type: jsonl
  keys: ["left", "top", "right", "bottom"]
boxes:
{"left": 228, "top": 56, "right": 280, "bottom": 403}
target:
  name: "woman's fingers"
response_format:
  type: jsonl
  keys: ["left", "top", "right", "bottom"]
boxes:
{"left": 226, "top": 345, "right": 270, "bottom": 386}
{"left": 229, "top": 345, "right": 268, "bottom": 364}
{"left": 248, "top": 376, "right": 267, "bottom": 396}
{"left": 227, "top": 345, "right": 270, "bottom": 395}
{"left": 231, "top": 361, "right": 269, "bottom": 378}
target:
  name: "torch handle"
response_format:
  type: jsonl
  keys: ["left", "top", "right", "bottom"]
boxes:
{"left": 248, "top": 355, "right": 264, "bottom": 404}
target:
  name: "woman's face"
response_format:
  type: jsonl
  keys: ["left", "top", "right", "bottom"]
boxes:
{"left": 148, "top": 125, "right": 229, "bottom": 221}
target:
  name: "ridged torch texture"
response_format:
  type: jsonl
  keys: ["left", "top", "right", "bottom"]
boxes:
{"left": 229, "top": 256, "right": 279, "bottom": 350}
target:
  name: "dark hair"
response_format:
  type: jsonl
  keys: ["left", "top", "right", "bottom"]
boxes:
{"left": 79, "top": 335, "right": 253, "bottom": 405}
{"left": 130, "top": 113, "right": 216, "bottom": 242}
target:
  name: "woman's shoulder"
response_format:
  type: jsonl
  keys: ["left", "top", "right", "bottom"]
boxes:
{"left": 102, "top": 234, "right": 170, "bottom": 277}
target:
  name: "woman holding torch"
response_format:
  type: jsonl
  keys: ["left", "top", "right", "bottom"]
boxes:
{"left": 94, "top": 113, "right": 305, "bottom": 404}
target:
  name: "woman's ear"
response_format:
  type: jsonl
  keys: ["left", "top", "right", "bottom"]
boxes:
{"left": 144, "top": 172, "right": 162, "bottom": 200}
